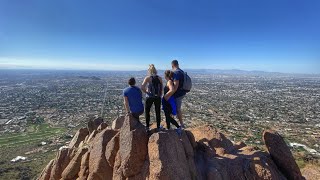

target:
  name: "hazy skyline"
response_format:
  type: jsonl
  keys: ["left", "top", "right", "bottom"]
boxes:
{"left": 1, "top": 0, "right": 319, "bottom": 73}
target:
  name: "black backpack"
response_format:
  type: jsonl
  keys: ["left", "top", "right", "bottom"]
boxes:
{"left": 149, "top": 75, "right": 162, "bottom": 97}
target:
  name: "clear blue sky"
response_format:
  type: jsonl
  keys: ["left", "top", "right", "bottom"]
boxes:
{"left": 0, "top": 0, "right": 319, "bottom": 73}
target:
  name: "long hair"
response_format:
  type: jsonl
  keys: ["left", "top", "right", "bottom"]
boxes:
{"left": 148, "top": 64, "right": 157, "bottom": 76}
{"left": 164, "top": 70, "right": 174, "bottom": 80}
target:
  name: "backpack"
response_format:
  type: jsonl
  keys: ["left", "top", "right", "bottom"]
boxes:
{"left": 149, "top": 75, "right": 162, "bottom": 97}
{"left": 181, "top": 71, "right": 192, "bottom": 92}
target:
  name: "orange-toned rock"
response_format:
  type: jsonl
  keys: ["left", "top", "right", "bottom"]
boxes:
{"left": 38, "top": 159, "right": 54, "bottom": 180}
{"left": 263, "top": 130, "right": 305, "bottom": 180}
{"left": 49, "top": 147, "right": 75, "bottom": 180}
{"left": 61, "top": 147, "right": 88, "bottom": 180}
{"left": 68, "top": 128, "right": 89, "bottom": 149}
{"left": 97, "top": 122, "right": 108, "bottom": 131}
{"left": 77, "top": 151, "right": 90, "bottom": 180}
{"left": 118, "top": 115, "right": 148, "bottom": 177}
{"left": 88, "top": 129, "right": 118, "bottom": 180}
{"left": 87, "top": 117, "right": 104, "bottom": 133}
{"left": 148, "top": 131, "right": 193, "bottom": 180}
{"left": 112, "top": 116, "right": 125, "bottom": 130}
{"left": 105, "top": 132, "right": 120, "bottom": 167}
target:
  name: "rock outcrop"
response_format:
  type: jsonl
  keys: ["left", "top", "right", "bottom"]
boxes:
{"left": 39, "top": 115, "right": 305, "bottom": 180}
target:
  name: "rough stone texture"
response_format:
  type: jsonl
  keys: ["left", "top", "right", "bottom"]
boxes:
{"left": 301, "top": 164, "right": 320, "bottom": 180}
{"left": 88, "top": 128, "right": 118, "bottom": 180}
{"left": 49, "top": 148, "right": 74, "bottom": 180}
{"left": 263, "top": 130, "right": 305, "bottom": 180}
{"left": 39, "top": 123, "right": 306, "bottom": 180}
{"left": 68, "top": 128, "right": 89, "bottom": 149}
{"left": 112, "top": 116, "right": 125, "bottom": 130}
{"left": 148, "top": 131, "right": 194, "bottom": 180}
{"left": 86, "top": 130, "right": 98, "bottom": 144}
{"left": 61, "top": 147, "right": 88, "bottom": 180}
{"left": 105, "top": 132, "right": 120, "bottom": 167}
{"left": 97, "top": 122, "right": 108, "bottom": 131}
{"left": 87, "top": 117, "right": 104, "bottom": 133}
{"left": 38, "top": 159, "right": 54, "bottom": 180}
{"left": 77, "top": 151, "right": 90, "bottom": 180}
{"left": 118, "top": 115, "right": 148, "bottom": 177}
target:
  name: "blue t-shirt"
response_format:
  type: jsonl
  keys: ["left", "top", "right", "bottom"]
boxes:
{"left": 123, "top": 86, "right": 144, "bottom": 113}
{"left": 173, "top": 68, "right": 187, "bottom": 98}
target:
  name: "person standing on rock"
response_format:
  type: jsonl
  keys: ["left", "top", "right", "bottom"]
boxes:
{"left": 141, "top": 64, "right": 163, "bottom": 132}
{"left": 123, "top": 77, "right": 144, "bottom": 120}
{"left": 163, "top": 70, "right": 181, "bottom": 133}
{"left": 164, "top": 60, "right": 188, "bottom": 128}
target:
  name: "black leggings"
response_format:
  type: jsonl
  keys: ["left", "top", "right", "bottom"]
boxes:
{"left": 145, "top": 97, "right": 161, "bottom": 128}
{"left": 163, "top": 100, "right": 180, "bottom": 129}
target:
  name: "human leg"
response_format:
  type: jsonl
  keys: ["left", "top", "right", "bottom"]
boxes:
{"left": 145, "top": 97, "right": 153, "bottom": 128}
{"left": 154, "top": 97, "right": 161, "bottom": 129}
{"left": 175, "top": 95, "right": 185, "bottom": 127}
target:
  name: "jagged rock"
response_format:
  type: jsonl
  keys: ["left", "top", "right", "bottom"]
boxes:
{"left": 148, "top": 131, "right": 192, "bottom": 180}
{"left": 78, "top": 151, "right": 90, "bottom": 180}
{"left": 86, "top": 130, "right": 98, "bottom": 143}
{"left": 105, "top": 132, "right": 120, "bottom": 167}
{"left": 97, "top": 122, "right": 108, "bottom": 131}
{"left": 49, "top": 148, "right": 75, "bottom": 180}
{"left": 88, "top": 128, "right": 118, "bottom": 180}
{"left": 39, "top": 123, "right": 305, "bottom": 180}
{"left": 68, "top": 128, "right": 89, "bottom": 149}
{"left": 87, "top": 117, "right": 104, "bottom": 133}
{"left": 118, "top": 115, "right": 148, "bottom": 177}
{"left": 61, "top": 147, "right": 88, "bottom": 180}
{"left": 263, "top": 130, "right": 305, "bottom": 180}
{"left": 38, "top": 159, "right": 54, "bottom": 180}
{"left": 112, "top": 116, "right": 125, "bottom": 130}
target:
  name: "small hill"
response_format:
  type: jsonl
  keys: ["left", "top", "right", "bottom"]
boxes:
{"left": 38, "top": 115, "right": 306, "bottom": 180}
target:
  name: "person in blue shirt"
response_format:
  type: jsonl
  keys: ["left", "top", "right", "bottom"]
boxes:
{"left": 164, "top": 60, "right": 186, "bottom": 128}
{"left": 123, "top": 77, "right": 144, "bottom": 120}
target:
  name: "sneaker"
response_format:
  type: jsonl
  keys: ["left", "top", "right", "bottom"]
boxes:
{"left": 175, "top": 127, "right": 182, "bottom": 137}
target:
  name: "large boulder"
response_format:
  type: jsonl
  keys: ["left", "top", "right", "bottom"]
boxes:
{"left": 105, "top": 132, "right": 120, "bottom": 167}
{"left": 263, "top": 130, "right": 305, "bottom": 180}
{"left": 112, "top": 116, "right": 125, "bottom": 130}
{"left": 39, "top": 122, "right": 305, "bottom": 180}
{"left": 77, "top": 151, "right": 90, "bottom": 180}
{"left": 49, "top": 148, "right": 75, "bottom": 180}
{"left": 68, "top": 128, "right": 89, "bottom": 149}
{"left": 87, "top": 129, "right": 118, "bottom": 180}
{"left": 117, "top": 115, "right": 149, "bottom": 178}
{"left": 38, "top": 159, "right": 54, "bottom": 180}
{"left": 148, "top": 131, "right": 192, "bottom": 180}
{"left": 61, "top": 147, "right": 88, "bottom": 180}
{"left": 87, "top": 117, "right": 104, "bottom": 133}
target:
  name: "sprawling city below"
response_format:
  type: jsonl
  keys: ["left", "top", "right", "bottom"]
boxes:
{"left": 0, "top": 69, "right": 319, "bottom": 179}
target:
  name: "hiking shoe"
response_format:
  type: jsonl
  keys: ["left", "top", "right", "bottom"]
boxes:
{"left": 175, "top": 127, "right": 182, "bottom": 137}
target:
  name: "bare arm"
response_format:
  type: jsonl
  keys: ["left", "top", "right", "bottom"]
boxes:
{"left": 141, "top": 76, "right": 149, "bottom": 93}
{"left": 123, "top": 96, "right": 130, "bottom": 113}
{"left": 173, "top": 79, "right": 179, "bottom": 93}
{"left": 164, "top": 80, "right": 175, "bottom": 100}
{"left": 158, "top": 76, "right": 164, "bottom": 96}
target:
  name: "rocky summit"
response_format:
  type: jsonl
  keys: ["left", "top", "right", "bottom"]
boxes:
{"left": 38, "top": 115, "right": 305, "bottom": 180}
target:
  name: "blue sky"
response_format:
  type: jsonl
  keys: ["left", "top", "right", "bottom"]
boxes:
{"left": 0, "top": 0, "right": 319, "bottom": 73}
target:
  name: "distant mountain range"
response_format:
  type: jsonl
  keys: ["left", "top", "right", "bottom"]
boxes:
{"left": 1, "top": 68, "right": 319, "bottom": 76}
